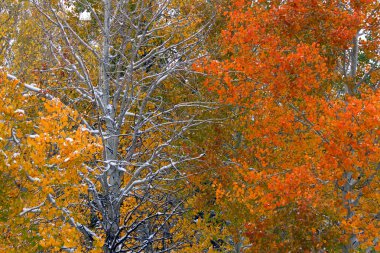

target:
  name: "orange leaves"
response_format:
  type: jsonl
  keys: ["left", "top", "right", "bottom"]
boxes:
{"left": 200, "top": 0, "right": 380, "bottom": 251}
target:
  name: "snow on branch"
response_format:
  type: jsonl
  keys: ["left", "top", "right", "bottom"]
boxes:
{"left": 6, "top": 73, "right": 54, "bottom": 100}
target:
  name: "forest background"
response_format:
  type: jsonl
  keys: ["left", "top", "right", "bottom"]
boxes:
{"left": 0, "top": 0, "right": 379, "bottom": 252}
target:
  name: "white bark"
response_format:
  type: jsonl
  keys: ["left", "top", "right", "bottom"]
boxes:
{"left": 29, "top": 0, "right": 213, "bottom": 251}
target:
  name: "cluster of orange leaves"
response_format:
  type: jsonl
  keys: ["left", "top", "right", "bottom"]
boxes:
{"left": 197, "top": 0, "right": 380, "bottom": 251}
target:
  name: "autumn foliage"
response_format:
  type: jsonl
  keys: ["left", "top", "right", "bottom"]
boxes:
{"left": 197, "top": 0, "right": 380, "bottom": 251}
{"left": 1, "top": 0, "right": 380, "bottom": 252}
{"left": 0, "top": 73, "right": 103, "bottom": 251}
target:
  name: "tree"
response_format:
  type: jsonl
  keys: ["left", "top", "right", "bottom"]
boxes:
{"left": 200, "top": 0, "right": 380, "bottom": 251}
{"left": 2, "top": 0, "right": 214, "bottom": 252}
{"left": 2, "top": 0, "right": 379, "bottom": 252}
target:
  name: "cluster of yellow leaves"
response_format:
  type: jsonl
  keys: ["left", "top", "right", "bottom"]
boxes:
{"left": 0, "top": 73, "right": 41, "bottom": 251}
{"left": 0, "top": 73, "right": 103, "bottom": 251}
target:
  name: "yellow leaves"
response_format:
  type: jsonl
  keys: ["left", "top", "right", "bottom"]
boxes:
{"left": 90, "top": 238, "right": 104, "bottom": 253}
{"left": 26, "top": 99, "right": 101, "bottom": 168}
{"left": 24, "top": 102, "right": 101, "bottom": 249}
{"left": 39, "top": 225, "right": 62, "bottom": 249}
{"left": 39, "top": 236, "right": 61, "bottom": 248}
{"left": 0, "top": 72, "right": 104, "bottom": 251}
{"left": 36, "top": 206, "right": 85, "bottom": 250}
{"left": 120, "top": 197, "right": 137, "bottom": 218}
{"left": 61, "top": 223, "right": 81, "bottom": 249}
{"left": 179, "top": 212, "right": 235, "bottom": 253}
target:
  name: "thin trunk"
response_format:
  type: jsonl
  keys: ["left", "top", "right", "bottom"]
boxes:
{"left": 102, "top": 1, "right": 122, "bottom": 252}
